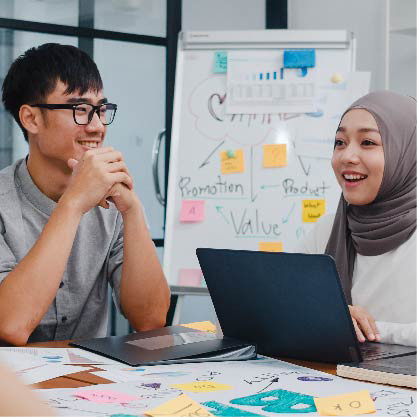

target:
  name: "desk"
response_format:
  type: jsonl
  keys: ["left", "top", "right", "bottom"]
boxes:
{"left": 27, "top": 340, "right": 336, "bottom": 390}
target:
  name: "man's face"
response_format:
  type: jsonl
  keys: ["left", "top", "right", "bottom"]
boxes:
{"left": 33, "top": 80, "right": 107, "bottom": 169}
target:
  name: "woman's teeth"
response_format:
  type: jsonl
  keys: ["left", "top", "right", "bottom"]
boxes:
{"left": 79, "top": 141, "right": 98, "bottom": 148}
{"left": 343, "top": 174, "right": 367, "bottom": 182}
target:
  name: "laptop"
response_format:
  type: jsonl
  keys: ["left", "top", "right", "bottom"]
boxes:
{"left": 196, "top": 248, "right": 416, "bottom": 364}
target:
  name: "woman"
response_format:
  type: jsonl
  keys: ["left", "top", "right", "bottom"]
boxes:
{"left": 300, "top": 90, "right": 416, "bottom": 347}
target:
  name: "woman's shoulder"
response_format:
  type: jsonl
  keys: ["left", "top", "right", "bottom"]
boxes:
{"left": 297, "top": 213, "right": 336, "bottom": 254}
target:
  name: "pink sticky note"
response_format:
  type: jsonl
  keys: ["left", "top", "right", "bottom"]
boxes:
{"left": 74, "top": 390, "right": 138, "bottom": 404}
{"left": 180, "top": 200, "right": 205, "bottom": 222}
{"left": 179, "top": 269, "right": 203, "bottom": 286}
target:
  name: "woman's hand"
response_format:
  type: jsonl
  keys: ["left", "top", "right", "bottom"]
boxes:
{"left": 348, "top": 305, "right": 381, "bottom": 343}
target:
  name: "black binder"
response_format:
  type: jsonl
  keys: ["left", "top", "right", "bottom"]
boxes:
{"left": 71, "top": 325, "right": 256, "bottom": 366}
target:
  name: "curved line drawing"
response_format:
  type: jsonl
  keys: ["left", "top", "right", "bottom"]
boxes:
{"left": 208, "top": 93, "right": 226, "bottom": 121}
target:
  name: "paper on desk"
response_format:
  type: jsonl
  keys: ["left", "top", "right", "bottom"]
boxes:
{"left": 37, "top": 371, "right": 416, "bottom": 417}
{"left": 19, "top": 364, "right": 87, "bottom": 385}
{"left": 0, "top": 347, "right": 120, "bottom": 365}
{"left": 0, "top": 349, "right": 90, "bottom": 384}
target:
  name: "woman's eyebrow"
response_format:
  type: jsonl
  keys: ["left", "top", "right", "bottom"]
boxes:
{"left": 336, "top": 126, "right": 380, "bottom": 133}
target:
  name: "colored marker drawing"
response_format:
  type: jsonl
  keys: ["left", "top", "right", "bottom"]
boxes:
{"left": 203, "top": 400, "right": 264, "bottom": 417}
{"left": 297, "top": 376, "right": 333, "bottom": 382}
{"left": 231, "top": 389, "right": 317, "bottom": 413}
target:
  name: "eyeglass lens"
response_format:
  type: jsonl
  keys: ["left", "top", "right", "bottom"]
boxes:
{"left": 74, "top": 104, "right": 116, "bottom": 125}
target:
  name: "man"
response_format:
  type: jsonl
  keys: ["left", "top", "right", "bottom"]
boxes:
{"left": 0, "top": 43, "right": 170, "bottom": 345}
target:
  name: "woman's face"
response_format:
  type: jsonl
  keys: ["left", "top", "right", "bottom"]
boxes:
{"left": 331, "top": 109, "right": 385, "bottom": 205}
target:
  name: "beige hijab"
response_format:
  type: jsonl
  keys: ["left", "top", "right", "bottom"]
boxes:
{"left": 325, "top": 91, "right": 416, "bottom": 303}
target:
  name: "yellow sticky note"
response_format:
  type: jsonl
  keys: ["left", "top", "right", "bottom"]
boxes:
{"left": 145, "top": 393, "right": 214, "bottom": 416}
{"left": 221, "top": 149, "right": 244, "bottom": 174}
{"left": 263, "top": 144, "right": 287, "bottom": 167}
{"left": 302, "top": 199, "right": 326, "bottom": 223}
{"left": 314, "top": 390, "right": 376, "bottom": 416}
{"left": 171, "top": 381, "right": 233, "bottom": 393}
{"left": 181, "top": 321, "right": 217, "bottom": 333}
{"left": 259, "top": 242, "right": 283, "bottom": 252}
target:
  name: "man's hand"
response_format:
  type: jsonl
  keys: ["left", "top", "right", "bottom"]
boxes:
{"left": 349, "top": 305, "right": 381, "bottom": 343}
{"left": 61, "top": 147, "right": 133, "bottom": 214}
{"left": 106, "top": 183, "right": 140, "bottom": 215}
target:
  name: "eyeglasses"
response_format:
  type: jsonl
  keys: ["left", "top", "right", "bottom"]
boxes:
{"left": 31, "top": 102, "right": 117, "bottom": 125}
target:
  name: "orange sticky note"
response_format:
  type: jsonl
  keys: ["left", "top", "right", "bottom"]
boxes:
{"left": 302, "top": 199, "right": 326, "bottom": 223}
{"left": 263, "top": 144, "right": 287, "bottom": 167}
{"left": 259, "top": 242, "right": 283, "bottom": 252}
{"left": 314, "top": 390, "right": 376, "bottom": 416}
{"left": 145, "top": 393, "right": 214, "bottom": 417}
{"left": 221, "top": 149, "right": 244, "bottom": 174}
{"left": 181, "top": 321, "right": 217, "bottom": 333}
{"left": 178, "top": 269, "right": 203, "bottom": 286}
{"left": 180, "top": 200, "right": 205, "bottom": 222}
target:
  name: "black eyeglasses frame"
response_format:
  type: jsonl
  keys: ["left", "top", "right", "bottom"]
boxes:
{"left": 31, "top": 102, "right": 118, "bottom": 126}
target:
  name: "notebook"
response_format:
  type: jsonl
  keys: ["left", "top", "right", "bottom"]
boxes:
{"left": 196, "top": 248, "right": 416, "bottom": 364}
{"left": 337, "top": 354, "right": 417, "bottom": 389}
{"left": 71, "top": 325, "right": 256, "bottom": 366}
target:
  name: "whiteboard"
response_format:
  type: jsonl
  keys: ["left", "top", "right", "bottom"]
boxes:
{"left": 164, "top": 30, "right": 365, "bottom": 287}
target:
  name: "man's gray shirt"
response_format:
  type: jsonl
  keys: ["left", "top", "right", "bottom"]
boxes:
{"left": 0, "top": 159, "right": 124, "bottom": 342}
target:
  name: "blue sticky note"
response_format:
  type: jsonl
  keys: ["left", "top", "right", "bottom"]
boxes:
{"left": 284, "top": 49, "right": 315, "bottom": 69}
{"left": 282, "top": 49, "right": 315, "bottom": 77}
{"left": 214, "top": 51, "right": 227, "bottom": 73}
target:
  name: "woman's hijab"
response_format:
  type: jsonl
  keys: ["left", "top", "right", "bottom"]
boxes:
{"left": 325, "top": 91, "right": 416, "bottom": 304}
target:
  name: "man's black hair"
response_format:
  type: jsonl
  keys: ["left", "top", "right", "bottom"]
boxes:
{"left": 1, "top": 43, "right": 103, "bottom": 142}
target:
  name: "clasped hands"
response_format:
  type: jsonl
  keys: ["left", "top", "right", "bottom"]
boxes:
{"left": 64, "top": 147, "right": 139, "bottom": 215}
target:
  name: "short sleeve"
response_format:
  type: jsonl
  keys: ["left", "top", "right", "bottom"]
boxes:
{"left": 106, "top": 212, "right": 124, "bottom": 316}
{"left": 0, "top": 222, "right": 18, "bottom": 284}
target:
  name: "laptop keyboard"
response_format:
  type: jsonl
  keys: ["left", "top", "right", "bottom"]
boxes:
{"left": 360, "top": 343, "right": 416, "bottom": 361}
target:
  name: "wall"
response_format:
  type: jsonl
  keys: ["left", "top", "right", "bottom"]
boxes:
{"left": 182, "top": 0, "right": 265, "bottom": 31}
{"left": 288, "top": 0, "right": 386, "bottom": 92}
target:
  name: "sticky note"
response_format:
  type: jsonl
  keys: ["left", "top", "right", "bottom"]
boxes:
{"left": 145, "top": 393, "right": 215, "bottom": 417}
{"left": 302, "top": 199, "right": 325, "bottom": 223}
{"left": 74, "top": 390, "right": 138, "bottom": 404}
{"left": 221, "top": 149, "right": 244, "bottom": 174}
{"left": 181, "top": 321, "right": 217, "bottom": 333}
{"left": 179, "top": 200, "right": 205, "bottom": 222}
{"left": 263, "top": 144, "right": 287, "bottom": 167}
{"left": 259, "top": 242, "right": 283, "bottom": 252}
{"left": 178, "top": 269, "right": 203, "bottom": 286}
{"left": 314, "top": 390, "right": 375, "bottom": 416}
{"left": 283, "top": 49, "right": 316, "bottom": 76}
{"left": 214, "top": 51, "right": 227, "bottom": 73}
{"left": 171, "top": 381, "right": 233, "bottom": 393}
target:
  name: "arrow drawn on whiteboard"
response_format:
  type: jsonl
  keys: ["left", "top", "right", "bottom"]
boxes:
{"left": 215, "top": 206, "right": 229, "bottom": 224}
{"left": 250, "top": 146, "right": 258, "bottom": 202}
{"left": 260, "top": 184, "right": 280, "bottom": 190}
{"left": 297, "top": 155, "right": 311, "bottom": 176}
{"left": 199, "top": 140, "right": 225, "bottom": 169}
{"left": 282, "top": 202, "right": 296, "bottom": 224}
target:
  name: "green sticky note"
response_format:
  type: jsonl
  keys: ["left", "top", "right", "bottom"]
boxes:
{"left": 214, "top": 51, "right": 227, "bottom": 73}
